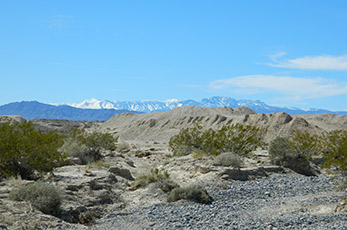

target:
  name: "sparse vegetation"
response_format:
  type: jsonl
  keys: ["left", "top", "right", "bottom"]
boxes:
{"left": 269, "top": 137, "right": 296, "bottom": 165}
{"left": 77, "top": 130, "right": 118, "bottom": 151}
{"left": 290, "top": 130, "right": 323, "bottom": 160}
{"left": 61, "top": 129, "right": 118, "bottom": 164}
{"left": 322, "top": 130, "right": 347, "bottom": 188}
{"left": 191, "top": 149, "right": 208, "bottom": 159}
{"left": 9, "top": 181, "right": 62, "bottom": 216}
{"left": 173, "top": 145, "right": 196, "bottom": 156}
{"left": 169, "top": 122, "right": 264, "bottom": 156}
{"left": 213, "top": 152, "right": 243, "bottom": 168}
{"left": 86, "top": 160, "right": 109, "bottom": 170}
{"left": 0, "top": 121, "right": 66, "bottom": 179}
{"left": 131, "top": 168, "right": 178, "bottom": 192}
{"left": 269, "top": 131, "right": 324, "bottom": 176}
{"left": 167, "top": 185, "right": 212, "bottom": 204}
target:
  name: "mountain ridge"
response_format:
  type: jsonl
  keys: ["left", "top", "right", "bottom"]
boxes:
{"left": 0, "top": 101, "right": 139, "bottom": 121}
{"left": 52, "top": 96, "right": 347, "bottom": 115}
{"left": 1, "top": 97, "right": 346, "bottom": 121}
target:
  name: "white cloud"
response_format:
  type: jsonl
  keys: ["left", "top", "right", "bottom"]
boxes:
{"left": 267, "top": 53, "right": 347, "bottom": 70}
{"left": 210, "top": 75, "right": 347, "bottom": 100}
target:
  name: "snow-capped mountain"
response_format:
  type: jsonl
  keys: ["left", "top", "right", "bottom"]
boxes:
{"left": 52, "top": 96, "right": 347, "bottom": 115}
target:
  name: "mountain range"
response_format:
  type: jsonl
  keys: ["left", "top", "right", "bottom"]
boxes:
{"left": 54, "top": 97, "right": 347, "bottom": 115}
{"left": 0, "top": 101, "right": 136, "bottom": 121}
{"left": 0, "top": 97, "right": 346, "bottom": 121}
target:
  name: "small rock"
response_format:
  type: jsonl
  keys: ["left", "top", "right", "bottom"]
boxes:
{"left": 108, "top": 167, "right": 134, "bottom": 180}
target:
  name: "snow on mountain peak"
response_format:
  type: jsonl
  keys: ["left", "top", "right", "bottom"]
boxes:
{"left": 51, "top": 96, "right": 345, "bottom": 115}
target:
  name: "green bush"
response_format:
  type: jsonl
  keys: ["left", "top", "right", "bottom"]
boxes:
{"left": 169, "top": 123, "right": 204, "bottom": 154}
{"left": 290, "top": 130, "right": 323, "bottom": 159}
{"left": 269, "top": 137, "right": 296, "bottom": 164}
{"left": 269, "top": 133, "right": 322, "bottom": 176}
{"left": 213, "top": 152, "right": 243, "bottom": 168}
{"left": 131, "top": 168, "right": 178, "bottom": 192}
{"left": 70, "top": 129, "right": 118, "bottom": 151}
{"left": 61, "top": 129, "right": 118, "bottom": 164}
{"left": 9, "top": 181, "right": 62, "bottom": 216}
{"left": 60, "top": 137, "right": 88, "bottom": 158}
{"left": 167, "top": 185, "right": 212, "bottom": 204}
{"left": 322, "top": 130, "right": 347, "bottom": 187}
{"left": 169, "top": 123, "right": 264, "bottom": 156}
{"left": 173, "top": 145, "right": 197, "bottom": 157}
{"left": 0, "top": 121, "right": 66, "bottom": 179}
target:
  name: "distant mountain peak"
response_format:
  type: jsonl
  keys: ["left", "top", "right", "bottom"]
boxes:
{"left": 53, "top": 96, "right": 347, "bottom": 115}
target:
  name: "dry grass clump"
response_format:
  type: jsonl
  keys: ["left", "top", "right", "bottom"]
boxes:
{"left": 167, "top": 185, "right": 212, "bottom": 204}
{"left": 131, "top": 168, "right": 178, "bottom": 192}
{"left": 9, "top": 181, "right": 62, "bottom": 216}
{"left": 213, "top": 152, "right": 243, "bottom": 168}
{"left": 191, "top": 149, "right": 208, "bottom": 159}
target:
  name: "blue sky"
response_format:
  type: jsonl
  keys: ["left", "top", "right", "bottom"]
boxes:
{"left": 1, "top": 1, "right": 347, "bottom": 111}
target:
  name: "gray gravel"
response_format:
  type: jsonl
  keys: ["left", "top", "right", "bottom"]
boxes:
{"left": 91, "top": 173, "right": 347, "bottom": 230}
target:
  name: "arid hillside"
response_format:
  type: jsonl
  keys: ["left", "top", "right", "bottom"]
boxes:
{"left": 97, "top": 106, "right": 347, "bottom": 145}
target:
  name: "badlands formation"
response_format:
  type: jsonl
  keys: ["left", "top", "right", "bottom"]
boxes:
{"left": 0, "top": 106, "right": 346, "bottom": 229}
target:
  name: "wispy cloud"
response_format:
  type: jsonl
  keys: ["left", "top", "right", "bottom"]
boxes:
{"left": 267, "top": 52, "right": 347, "bottom": 70}
{"left": 210, "top": 75, "right": 347, "bottom": 100}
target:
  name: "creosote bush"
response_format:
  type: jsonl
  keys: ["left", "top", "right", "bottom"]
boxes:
{"left": 269, "top": 130, "right": 331, "bottom": 176}
{"left": 0, "top": 121, "right": 66, "bottom": 179}
{"left": 169, "top": 122, "right": 264, "bottom": 156}
{"left": 61, "top": 129, "right": 118, "bottom": 164}
{"left": 322, "top": 130, "right": 347, "bottom": 188}
{"left": 167, "top": 185, "right": 212, "bottom": 204}
{"left": 269, "top": 137, "right": 296, "bottom": 165}
{"left": 9, "top": 181, "right": 62, "bottom": 216}
{"left": 131, "top": 168, "right": 178, "bottom": 192}
{"left": 290, "top": 130, "right": 323, "bottom": 160}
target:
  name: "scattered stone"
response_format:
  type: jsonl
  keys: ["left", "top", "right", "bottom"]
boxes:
{"left": 108, "top": 167, "right": 134, "bottom": 180}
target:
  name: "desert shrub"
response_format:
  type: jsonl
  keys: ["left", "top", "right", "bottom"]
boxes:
{"left": 290, "top": 130, "right": 323, "bottom": 159}
{"left": 169, "top": 123, "right": 264, "bottom": 156}
{"left": 269, "top": 135, "right": 321, "bottom": 176}
{"left": 167, "top": 185, "right": 212, "bottom": 204}
{"left": 169, "top": 123, "right": 204, "bottom": 153}
{"left": 60, "top": 137, "right": 88, "bottom": 158}
{"left": 71, "top": 129, "right": 118, "bottom": 151}
{"left": 86, "top": 160, "right": 109, "bottom": 169}
{"left": 131, "top": 168, "right": 178, "bottom": 192}
{"left": 269, "top": 137, "right": 296, "bottom": 164}
{"left": 0, "top": 121, "right": 66, "bottom": 179}
{"left": 210, "top": 125, "right": 264, "bottom": 156}
{"left": 213, "top": 152, "right": 243, "bottom": 168}
{"left": 9, "top": 181, "right": 62, "bottom": 216}
{"left": 61, "top": 129, "right": 118, "bottom": 164}
{"left": 173, "top": 145, "right": 197, "bottom": 156}
{"left": 322, "top": 130, "right": 347, "bottom": 187}
{"left": 191, "top": 149, "right": 208, "bottom": 159}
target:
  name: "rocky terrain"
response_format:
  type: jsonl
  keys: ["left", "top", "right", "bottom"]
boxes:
{"left": 0, "top": 107, "right": 346, "bottom": 229}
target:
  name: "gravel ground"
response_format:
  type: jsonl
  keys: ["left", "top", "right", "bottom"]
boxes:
{"left": 91, "top": 173, "right": 347, "bottom": 230}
